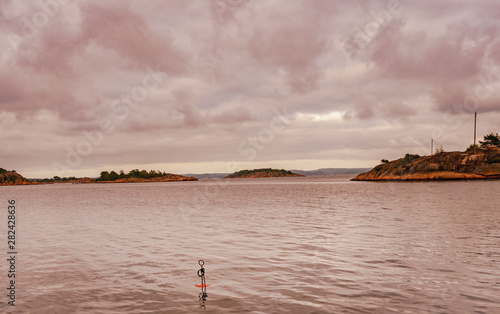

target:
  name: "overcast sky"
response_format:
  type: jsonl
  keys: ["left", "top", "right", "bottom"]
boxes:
{"left": 1, "top": 0, "right": 500, "bottom": 178}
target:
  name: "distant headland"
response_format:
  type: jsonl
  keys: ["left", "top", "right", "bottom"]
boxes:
{"left": 224, "top": 168, "right": 304, "bottom": 178}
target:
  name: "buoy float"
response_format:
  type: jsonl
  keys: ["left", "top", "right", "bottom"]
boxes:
{"left": 196, "top": 260, "right": 209, "bottom": 291}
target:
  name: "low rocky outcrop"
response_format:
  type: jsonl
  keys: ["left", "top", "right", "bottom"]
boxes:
{"left": 353, "top": 149, "right": 500, "bottom": 181}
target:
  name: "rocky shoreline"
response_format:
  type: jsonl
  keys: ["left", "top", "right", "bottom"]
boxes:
{"left": 353, "top": 150, "right": 500, "bottom": 181}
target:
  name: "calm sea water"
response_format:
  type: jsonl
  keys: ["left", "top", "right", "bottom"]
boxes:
{"left": 1, "top": 176, "right": 499, "bottom": 313}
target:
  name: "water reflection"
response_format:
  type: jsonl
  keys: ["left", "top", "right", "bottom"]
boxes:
{"left": 198, "top": 292, "right": 208, "bottom": 310}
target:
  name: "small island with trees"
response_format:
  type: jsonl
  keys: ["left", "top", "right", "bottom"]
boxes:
{"left": 95, "top": 169, "right": 197, "bottom": 183}
{"left": 225, "top": 168, "right": 304, "bottom": 178}
{"left": 0, "top": 168, "right": 198, "bottom": 185}
{"left": 353, "top": 133, "right": 500, "bottom": 181}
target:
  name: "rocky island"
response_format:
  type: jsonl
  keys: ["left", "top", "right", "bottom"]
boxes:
{"left": 225, "top": 168, "right": 304, "bottom": 178}
{"left": 353, "top": 149, "right": 500, "bottom": 181}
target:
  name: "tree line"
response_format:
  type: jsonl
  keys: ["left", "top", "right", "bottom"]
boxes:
{"left": 98, "top": 169, "right": 170, "bottom": 181}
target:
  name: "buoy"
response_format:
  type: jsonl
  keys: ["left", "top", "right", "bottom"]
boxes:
{"left": 197, "top": 260, "right": 209, "bottom": 292}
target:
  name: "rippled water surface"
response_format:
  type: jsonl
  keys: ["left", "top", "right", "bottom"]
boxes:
{"left": 1, "top": 176, "right": 499, "bottom": 313}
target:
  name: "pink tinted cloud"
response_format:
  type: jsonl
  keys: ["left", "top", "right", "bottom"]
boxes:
{"left": 2, "top": 1, "right": 192, "bottom": 123}
{"left": 79, "top": 2, "right": 188, "bottom": 74}
{"left": 370, "top": 20, "right": 486, "bottom": 81}
{"left": 15, "top": 23, "right": 81, "bottom": 78}
{"left": 368, "top": 15, "right": 500, "bottom": 113}
{"left": 247, "top": 1, "right": 333, "bottom": 93}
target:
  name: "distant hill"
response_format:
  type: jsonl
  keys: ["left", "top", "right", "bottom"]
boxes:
{"left": 182, "top": 173, "right": 228, "bottom": 179}
{"left": 291, "top": 168, "right": 371, "bottom": 176}
{"left": 225, "top": 168, "right": 303, "bottom": 179}
{"left": 353, "top": 149, "right": 500, "bottom": 181}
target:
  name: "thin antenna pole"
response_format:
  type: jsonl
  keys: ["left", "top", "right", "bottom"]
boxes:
{"left": 474, "top": 112, "right": 477, "bottom": 153}
{"left": 431, "top": 139, "right": 433, "bottom": 155}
